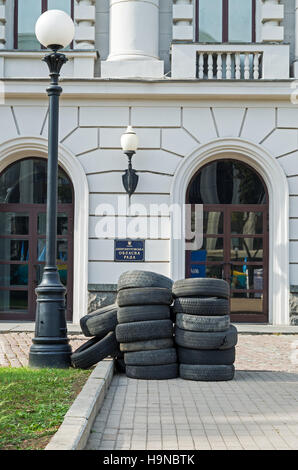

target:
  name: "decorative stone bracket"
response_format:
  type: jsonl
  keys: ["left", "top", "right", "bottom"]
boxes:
{"left": 74, "top": 0, "right": 96, "bottom": 50}
{"left": 172, "top": 0, "right": 194, "bottom": 41}
{"left": 261, "top": 0, "right": 284, "bottom": 43}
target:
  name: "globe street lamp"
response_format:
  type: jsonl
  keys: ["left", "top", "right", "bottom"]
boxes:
{"left": 29, "top": 10, "right": 75, "bottom": 368}
{"left": 121, "top": 126, "right": 139, "bottom": 196}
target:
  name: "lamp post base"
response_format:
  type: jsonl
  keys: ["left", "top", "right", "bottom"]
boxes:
{"left": 29, "top": 341, "right": 72, "bottom": 369}
{"left": 29, "top": 267, "right": 72, "bottom": 369}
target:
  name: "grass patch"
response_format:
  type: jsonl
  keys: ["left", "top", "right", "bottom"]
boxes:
{"left": 0, "top": 367, "right": 91, "bottom": 450}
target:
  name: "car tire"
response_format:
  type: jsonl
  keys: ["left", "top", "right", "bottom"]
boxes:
{"left": 177, "top": 347, "right": 235, "bottom": 365}
{"left": 116, "top": 319, "right": 173, "bottom": 343}
{"left": 173, "top": 278, "right": 229, "bottom": 299}
{"left": 180, "top": 364, "right": 235, "bottom": 381}
{"left": 126, "top": 363, "right": 178, "bottom": 380}
{"left": 173, "top": 297, "right": 230, "bottom": 316}
{"left": 176, "top": 313, "right": 230, "bottom": 332}
{"left": 71, "top": 332, "right": 118, "bottom": 369}
{"left": 120, "top": 338, "right": 174, "bottom": 353}
{"left": 118, "top": 270, "right": 173, "bottom": 291}
{"left": 80, "top": 304, "right": 118, "bottom": 337}
{"left": 124, "top": 348, "right": 177, "bottom": 366}
{"left": 117, "top": 287, "right": 172, "bottom": 307}
{"left": 174, "top": 325, "right": 238, "bottom": 350}
{"left": 117, "top": 304, "right": 170, "bottom": 324}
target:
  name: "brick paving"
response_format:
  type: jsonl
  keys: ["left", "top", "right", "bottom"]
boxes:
{"left": 0, "top": 333, "right": 86, "bottom": 368}
{"left": 1, "top": 332, "right": 298, "bottom": 450}
{"left": 84, "top": 334, "right": 298, "bottom": 451}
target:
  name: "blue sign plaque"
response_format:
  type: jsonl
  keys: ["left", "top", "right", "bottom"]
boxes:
{"left": 114, "top": 239, "right": 145, "bottom": 262}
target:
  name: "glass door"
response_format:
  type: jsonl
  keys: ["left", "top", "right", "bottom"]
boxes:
{"left": 0, "top": 205, "right": 73, "bottom": 321}
{"left": 186, "top": 204, "right": 268, "bottom": 323}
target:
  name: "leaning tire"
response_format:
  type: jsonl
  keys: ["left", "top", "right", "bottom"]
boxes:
{"left": 177, "top": 347, "right": 235, "bottom": 365}
{"left": 124, "top": 348, "right": 177, "bottom": 366}
{"left": 120, "top": 338, "right": 174, "bottom": 353}
{"left": 117, "top": 305, "right": 170, "bottom": 324}
{"left": 117, "top": 287, "right": 172, "bottom": 307}
{"left": 116, "top": 319, "right": 173, "bottom": 343}
{"left": 176, "top": 313, "right": 230, "bottom": 332}
{"left": 118, "top": 270, "right": 173, "bottom": 291}
{"left": 173, "top": 297, "right": 230, "bottom": 316}
{"left": 71, "top": 332, "right": 118, "bottom": 369}
{"left": 174, "top": 325, "right": 238, "bottom": 350}
{"left": 173, "top": 278, "right": 229, "bottom": 299}
{"left": 126, "top": 363, "right": 178, "bottom": 380}
{"left": 180, "top": 364, "right": 235, "bottom": 381}
{"left": 80, "top": 304, "right": 118, "bottom": 337}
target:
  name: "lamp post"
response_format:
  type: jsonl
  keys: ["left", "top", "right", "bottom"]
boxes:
{"left": 29, "top": 10, "right": 75, "bottom": 368}
{"left": 121, "top": 126, "right": 139, "bottom": 196}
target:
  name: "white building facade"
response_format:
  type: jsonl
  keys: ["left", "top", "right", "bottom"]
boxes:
{"left": 0, "top": 0, "right": 298, "bottom": 326}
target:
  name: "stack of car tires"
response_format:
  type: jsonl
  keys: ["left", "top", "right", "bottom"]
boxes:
{"left": 115, "top": 271, "right": 178, "bottom": 380}
{"left": 173, "top": 278, "right": 238, "bottom": 382}
{"left": 71, "top": 303, "right": 120, "bottom": 369}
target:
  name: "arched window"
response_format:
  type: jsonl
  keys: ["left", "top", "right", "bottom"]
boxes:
{"left": 0, "top": 158, "right": 74, "bottom": 321}
{"left": 186, "top": 159, "right": 269, "bottom": 323}
{"left": 196, "top": 0, "right": 256, "bottom": 43}
{"left": 14, "top": 0, "right": 74, "bottom": 50}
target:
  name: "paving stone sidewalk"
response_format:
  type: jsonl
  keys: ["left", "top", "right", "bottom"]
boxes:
{"left": 86, "top": 370, "right": 298, "bottom": 451}
{"left": 85, "top": 334, "right": 298, "bottom": 451}
{"left": 1, "top": 332, "right": 298, "bottom": 450}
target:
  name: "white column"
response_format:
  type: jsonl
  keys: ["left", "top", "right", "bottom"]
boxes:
{"left": 261, "top": 0, "right": 284, "bottom": 42}
{"left": 74, "top": 0, "right": 96, "bottom": 49}
{"left": 101, "top": 0, "right": 164, "bottom": 78}
{"left": 0, "top": 0, "right": 6, "bottom": 50}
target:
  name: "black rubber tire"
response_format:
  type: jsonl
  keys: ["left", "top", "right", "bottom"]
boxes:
{"left": 71, "top": 332, "right": 118, "bottom": 369}
{"left": 177, "top": 347, "right": 235, "bottom": 365}
{"left": 174, "top": 325, "right": 238, "bottom": 350}
{"left": 117, "top": 287, "right": 172, "bottom": 307}
{"left": 173, "top": 297, "right": 230, "bottom": 316}
{"left": 124, "top": 348, "right": 177, "bottom": 366}
{"left": 117, "top": 304, "right": 170, "bottom": 324}
{"left": 176, "top": 313, "right": 230, "bottom": 332}
{"left": 115, "top": 357, "right": 126, "bottom": 373}
{"left": 173, "top": 278, "right": 230, "bottom": 299}
{"left": 80, "top": 304, "right": 118, "bottom": 337}
{"left": 126, "top": 363, "right": 178, "bottom": 380}
{"left": 118, "top": 270, "right": 173, "bottom": 291}
{"left": 180, "top": 364, "right": 235, "bottom": 381}
{"left": 120, "top": 338, "right": 174, "bottom": 353}
{"left": 170, "top": 306, "right": 176, "bottom": 323}
{"left": 116, "top": 319, "right": 173, "bottom": 343}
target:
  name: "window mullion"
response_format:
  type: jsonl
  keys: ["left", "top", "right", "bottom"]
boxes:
{"left": 223, "top": 0, "right": 229, "bottom": 43}
{"left": 42, "top": 0, "right": 47, "bottom": 14}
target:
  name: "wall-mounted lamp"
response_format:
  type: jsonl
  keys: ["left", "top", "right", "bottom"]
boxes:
{"left": 121, "top": 126, "right": 139, "bottom": 196}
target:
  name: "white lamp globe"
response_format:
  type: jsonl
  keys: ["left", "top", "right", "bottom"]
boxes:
{"left": 35, "top": 10, "right": 75, "bottom": 49}
{"left": 121, "top": 126, "right": 139, "bottom": 153}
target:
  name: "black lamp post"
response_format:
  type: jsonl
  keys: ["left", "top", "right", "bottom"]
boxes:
{"left": 29, "top": 10, "right": 75, "bottom": 368}
{"left": 121, "top": 126, "right": 139, "bottom": 196}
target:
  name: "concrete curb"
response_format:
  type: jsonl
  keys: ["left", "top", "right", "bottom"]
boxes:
{"left": 45, "top": 359, "right": 114, "bottom": 450}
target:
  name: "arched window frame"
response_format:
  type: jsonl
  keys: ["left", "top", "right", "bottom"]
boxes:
{"left": 195, "top": 0, "right": 256, "bottom": 43}
{"left": 14, "top": 0, "right": 74, "bottom": 50}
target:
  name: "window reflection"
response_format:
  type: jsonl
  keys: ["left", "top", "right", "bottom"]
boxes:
{"left": 188, "top": 160, "right": 266, "bottom": 205}
{"left": 199, "top": 0, "right": 222, "bottom": 42}
{"left": 0, "top": 159, "right": 73, "bottom": 204}
{"left": 229, "top": 0, "right": 252, "bottom": 43}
